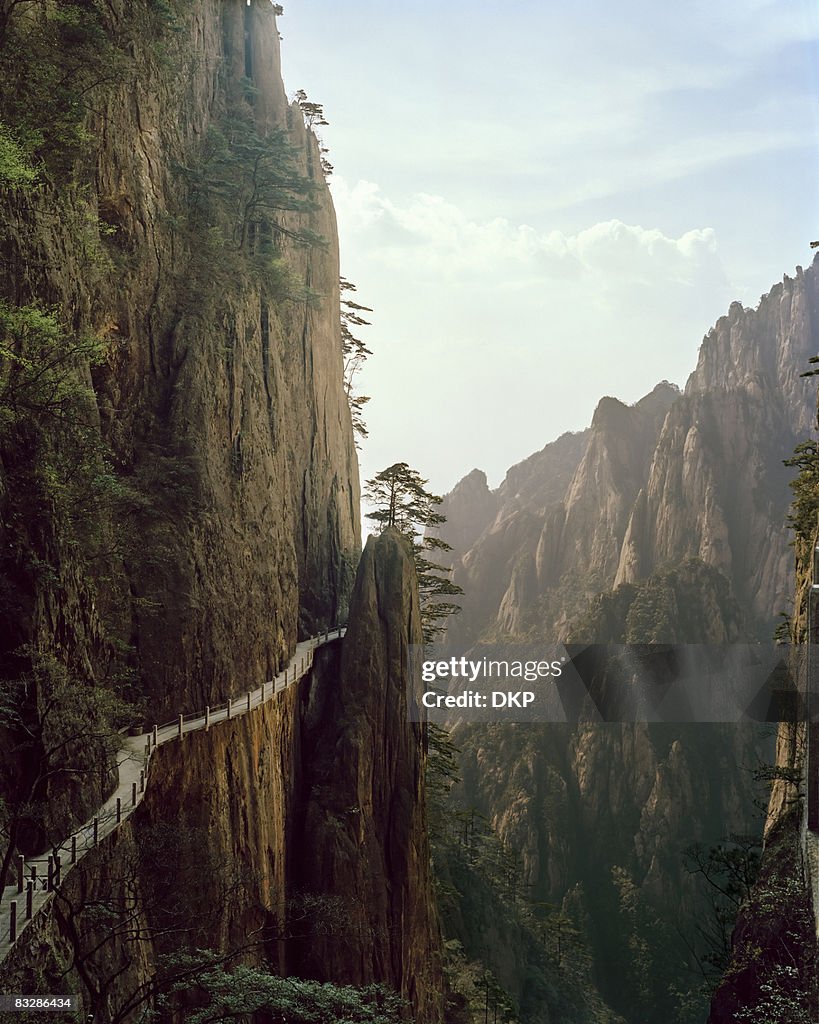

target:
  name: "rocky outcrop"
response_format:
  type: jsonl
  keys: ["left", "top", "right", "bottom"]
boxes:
{"left": 440, "top": 382, "right": 680, "bottom": 643}
{"left": 495, "top": 428, "right": 590, "bottom": 515}
{"left": 294, "top": 529, "right": 443, "bottom": 1021}
{"left": 615, "top": 372, "right": 800, "bottom": 623}
{"left": 686, "top": 273, "right": 819, "bottom": 436}
{"left": 547, "top": 383, "right": 679, "bottom": 592}
{"left": 437, "top": 469, "right": 499, "bottom": 559}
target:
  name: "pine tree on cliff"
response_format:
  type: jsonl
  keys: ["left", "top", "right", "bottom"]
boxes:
{"left": 364, "top": 463, "right": 462, "bottom": 643}
{"left": 340, "top": 277, "right": 372, "bottom": 444}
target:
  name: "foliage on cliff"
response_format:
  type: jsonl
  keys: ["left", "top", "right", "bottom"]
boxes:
{"left": 365, "top": 463, "right": 463, "bottom": 642}
{"left": 707, "top": 807, "right": 817, "bottom": 1021}
{"left": 705, "top": 357, "right": 819, "bottom": 1021}
{"left": 567, "top": 558, "right": 743, "bottom": 643}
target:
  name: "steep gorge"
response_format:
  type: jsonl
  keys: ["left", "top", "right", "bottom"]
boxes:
{"left": 0, "top": 3, "right": 441, "bottom": 1021}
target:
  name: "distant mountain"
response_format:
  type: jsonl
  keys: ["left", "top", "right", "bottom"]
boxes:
{"left": 439, "top": 261, "right": 819, "bottom": 646}
{"left": 434, "top": 260, "right": 819, "bottom": 1023}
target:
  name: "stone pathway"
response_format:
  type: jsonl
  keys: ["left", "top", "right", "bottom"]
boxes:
{"left": 0, "top": 627, "right": 344, "bottom": 962}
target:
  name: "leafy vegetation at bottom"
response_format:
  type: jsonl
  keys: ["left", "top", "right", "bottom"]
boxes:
{"left": 151, "top": 960, "right": 409, "bottom": 1024}
{"left": 707, "top": 805, "right": 818, "bottom": 1022}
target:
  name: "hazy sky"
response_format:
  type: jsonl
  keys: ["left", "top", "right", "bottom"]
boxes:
{"left": 279, "top": 0, "right": 819, "bottom": 497}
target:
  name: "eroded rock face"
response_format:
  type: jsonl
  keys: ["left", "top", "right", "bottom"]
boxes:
{"left": 97, "top": 2, "right": 360, "bottom": 711}
{"left": 440, "top": 382, "right": 680, "bottom": 643}
{"left": 614, "top": 383, "right": 795, "bottom": 623}
{"left": 437, "top": 469, "right": 499, "bottom": 558}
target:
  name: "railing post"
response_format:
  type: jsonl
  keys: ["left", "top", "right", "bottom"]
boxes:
{"left": 144, "top": 742, "right": 150, "bottom": 762}
{"left": 116, "top": 797, "right": 122, "bottom": 824}
{"left": 140, "top": 769, "right": 145, "bottom": 793}
{"left": 9, "top": 901, "right": 16, "bottom": 943}
{"left": 47, "top": 855, "right": 53, "bottom": 892}
{"left": 132, "top": 782, "right": 137, "bottom": 807}
{"left": 25, "top": 881, "right": 32, "bottom": 919}
{"left": 205, "top": 706, "right": 210, "bottom": 730}
{"left": 152, "top": 724, "right": 158, "bottom": 747}
{"left": 16, "top": 854, "right": 23, "bottom": 894}
{"left": 178, "top": 714, "right": 183, "bottom": 739}
{"left": 71, "top": 835, "right": 77, "bottom": 864}
{"left": 54, "top": 855, "right": 61, "bottom": 888}
{"left": 30, "top": 866, "right": 36, "bottom": 890}
{"left": 227, "top": 699, "right": 232, "bottom": 720}
{"left": 262, "top": 681, "right": 266, "bottom": 702}
{"left": 247, "top": 691, "right": 251, "bottom": 712}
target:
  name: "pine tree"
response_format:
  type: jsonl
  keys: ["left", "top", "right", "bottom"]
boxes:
{"left": 364, "top": 464, "right": 462, "bottom": 643}
{"left": 340, "top": 277, "right": 372, "bottom": 444}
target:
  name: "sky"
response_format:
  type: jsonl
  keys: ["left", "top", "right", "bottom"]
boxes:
{"left": 279, "top": 0, "right": 819, "bottom": 498}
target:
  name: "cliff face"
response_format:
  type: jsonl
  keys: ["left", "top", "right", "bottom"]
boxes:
{"left": 551, "top": 384, "right": 679, "bottom": 596}
{"left": 294, "top": 529, "right": 442, "bottom": 1020}
{"left": 706, "top": 472, "right": 819, "bottom": 1017}
{"left": 0, "top": 0, "right": 360, "bottom": 721}
{"left": 0, "top": 532, "right": 443, "bottom": 1021}
{"left": 0, "top": 3, "right": 443, "bottom": 1020}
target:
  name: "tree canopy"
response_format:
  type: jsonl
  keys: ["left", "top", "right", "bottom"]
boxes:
{"left": 364, "top": 463, "right": 445, "bottom": 534}
{"left": 364, "top": 463, "right": 462, "bottom": 643}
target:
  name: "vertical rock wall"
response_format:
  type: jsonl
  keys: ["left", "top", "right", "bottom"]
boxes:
{"left": 0, "top": 0, "right": 360, "bottom": 718}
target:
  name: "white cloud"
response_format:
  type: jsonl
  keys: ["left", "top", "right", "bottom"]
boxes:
{"left": 284, "top": 2, "right": 816, "bottom": 493}
{"left": 331, "top": 177, "right": 724, "bottom": 292}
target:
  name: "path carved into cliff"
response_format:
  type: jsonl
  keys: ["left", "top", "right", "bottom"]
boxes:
{"left": 0, "top": 627, "right": 346, "bottom": 961}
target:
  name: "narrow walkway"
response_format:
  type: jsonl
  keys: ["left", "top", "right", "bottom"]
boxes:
{"left": 0, "top": 627, "right": 345, "bottom": 962}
